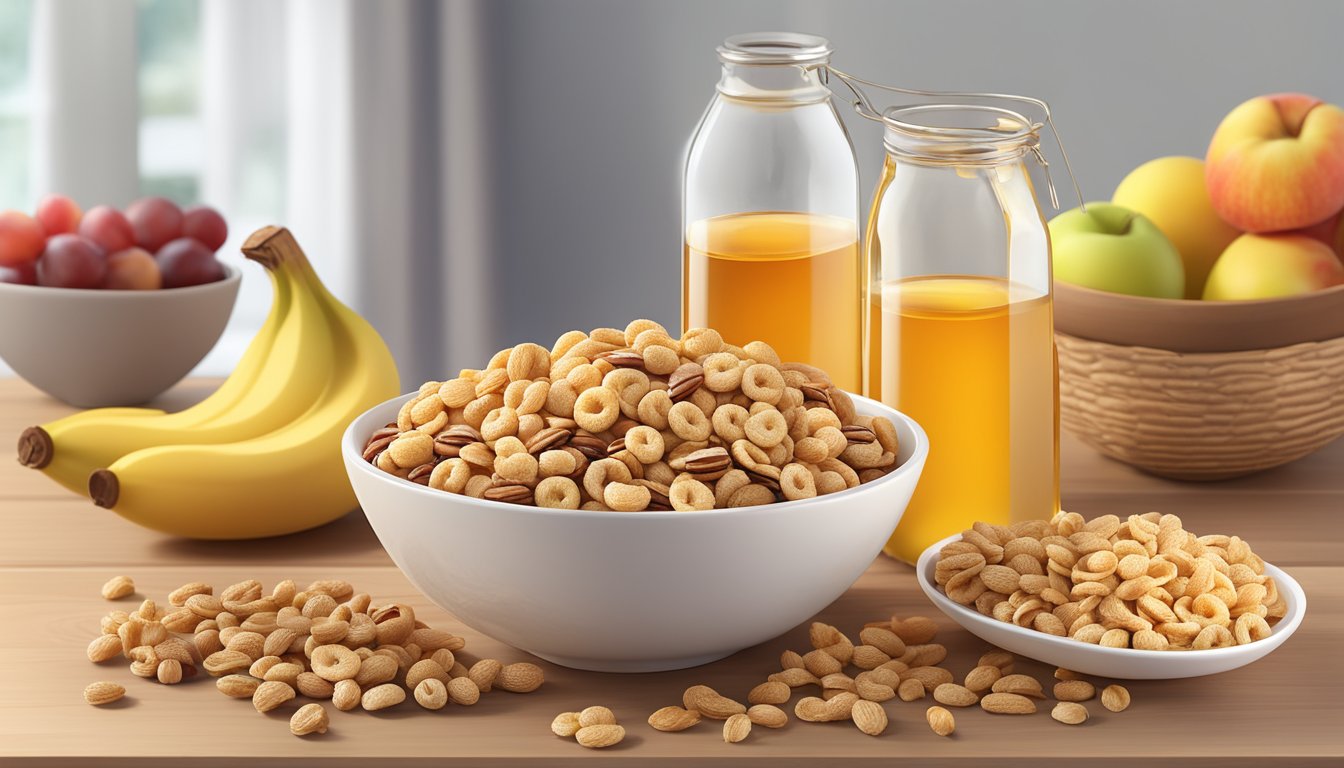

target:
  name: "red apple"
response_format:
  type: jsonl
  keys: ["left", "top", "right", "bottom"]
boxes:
{"left": 181, "top": 205, "right": 228, "bottom": 251}
{"left": 1206, "top": 93, "right": 1344, "bottom": 232}
{"left": 126, "top": 196, "right": 184, "bottom": 252}
{"left": 78, "top": 206, "right": 134, "bottom": 255}
{"left": 156, "top": 237, "right": 225, "bottom": 288}
{"left": 0, "top": 210, "right": 46, "bottom": 267}
{"left": 36, "top": 234, "right": 107, "bottom": 289}
{"left": 104, "top": 247, "right": 162, "bottom": 290}
{"left": 35, "top": 194, "right": 83, "bottom": 236}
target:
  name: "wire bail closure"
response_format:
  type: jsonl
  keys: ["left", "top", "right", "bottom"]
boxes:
{"left": 816, "top": 65, "right": 1085, "bottom": 212}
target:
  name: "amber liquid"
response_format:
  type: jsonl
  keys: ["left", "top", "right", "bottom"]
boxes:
{"left": 684, "top": 212, "right": 861, "bottom": 391}
{"left": 868, "top": 276, "right": 1059, "bottom": 563}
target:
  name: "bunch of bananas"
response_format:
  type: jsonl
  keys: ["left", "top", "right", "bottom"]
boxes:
{"left": 17, "top": 226, "right": 400, "bottom": 539}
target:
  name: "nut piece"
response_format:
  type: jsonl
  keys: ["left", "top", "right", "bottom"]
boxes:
{"left": 290, "top": 703, "right": 330, "bottom": 736}
{"left": 795, "top": 692, "right": 858, "bottom": 722}
{"left": 747, "top": 680, "right": 791, "bottom": 706}
{"left": 551, "top": 711, "right": 582, "bottom": 738}
{"left": 851, "top": 699, "right": 888, "bottom": 736}
{"left": 414, "top": 679, "right": 449, "bottom": 710}
{"left": 723, "top": 713, "right": 752, "bottom": 743}
{"left": 575, "top": 723, "right": 625, "bottom": 749}
{"left": 1101, "top": 684, "right": 1131, "bottom": 713}
{"left": 683, "top": 685, "right": 746, "bottom": 720}
{"left": 578, "top": 705, "right": 618, "bottom": 727}
{"left": 496, "top": 662, "right": 544, "bottom": 693}
{"left": 253, "top": 680, "right": 296, "bottom": 713}
{"left": 101, "top": 576, "right": 135, "bottom": 600}
{"left": 992, "top": 674, "right": 1046, "bottom": 698}
{"left": 926, "top": 705, "right": 956, "bottom": 736}
{"left": 648, "top": 706, "right": 701, "bottom": 732}
{"left": 980, "top": 692, "right": 1037, "bottom": 715}
{"left": 361, "top": 683, "right": 406, "bottom": 711}
{"left": 1051, "top": 701, "right": 1090, "bottom": 725}
{"left": 933, "top": 683, "right": 979, "bottom": 708}
{"left": 898, "top": 678, "right": 926, "bottom": 702}
{"left": 87, "top": 634, "right": 124, "bottom": 663}
{"left": 747, "top": 704, "right": 788, "bottom": 728}
{"left": 1053, "top": 680, "right": 1096, "bottom": 702}
{"left": 84, "top": 681, "right": 125, "bottom": 706}
{"left": 332, "top": 679, "right": 361, "bottom": 711}
{"left": 217, "top": 674, "right": 262, "bottom": 698}
{"left": 447, "top": 676, "right": 481, "bottom": 706}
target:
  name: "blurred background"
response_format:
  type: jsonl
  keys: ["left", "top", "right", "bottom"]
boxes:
{"left": 2, "top": 0, "right": 1341, "bottom": 385}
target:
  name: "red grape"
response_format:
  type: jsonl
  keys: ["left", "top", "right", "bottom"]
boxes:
{"left": 0, "top": 261, "right": 37, "bottom": 285}
{"left": 126, "top": 196, "right": 183, "bottom": 252}
{"left": 78, "top": 206, "right": 134, "bottom": 255}
{"left": 181, "top": 205, "right": 228, "bottom": 251}
{"left": 35, "top": 194, "right": 82, "bottom": 236}
{"left": 156, "top": 237, "right": 225, "bottom": 288}
{"left": 0, "top": 210, "right": 46, "bottom": 267}
{"left": 36, "top": 234, "right": 107, "bottom": 289}
{"left": 104, "top": 247, "right": 162, "bottom": 290}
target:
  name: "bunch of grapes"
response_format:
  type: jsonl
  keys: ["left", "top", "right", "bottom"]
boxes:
{"left": 0, "top": 195, "right": 229, "bottom": 290}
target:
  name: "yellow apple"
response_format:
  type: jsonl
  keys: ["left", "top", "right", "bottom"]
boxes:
{"left": 1113, "top": 156, "right": 1241, "bottom": 299}
{"left": 1203, "top": 233, "right": 1344, "bottom": 300}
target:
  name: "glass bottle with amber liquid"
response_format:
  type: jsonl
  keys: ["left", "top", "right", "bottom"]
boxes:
{"left": 865, "top": 104, "right": 1060, "bottom": 563}
{"left": 683, "top": 32, "right": 861, "bottom": 391}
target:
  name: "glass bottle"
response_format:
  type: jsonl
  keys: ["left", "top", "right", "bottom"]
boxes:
{"left": 683, "top": 32, "right": 861, "bottom": 391}
{"left": 865, "top": 104, "right": 1060, "bottom": 563}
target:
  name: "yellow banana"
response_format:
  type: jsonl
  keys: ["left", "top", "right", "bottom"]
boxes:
{"left": 16, "top": 236, "right": 338, "bottom": 495}
{"left": 89, "top": 226, "right": 400, "bottom": 539}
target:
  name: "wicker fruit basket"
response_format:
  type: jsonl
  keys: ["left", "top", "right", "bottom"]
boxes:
{"left": 1054, "top": 281, "right": 1344, "bottom": 481}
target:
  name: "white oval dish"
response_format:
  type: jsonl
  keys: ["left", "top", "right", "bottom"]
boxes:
{"left": 0, "top": 265, "right": 240, "bottom": 407}
{"left": 916, "top": 533, "right": 1306, "bottom": 679}
{"left": 345, "top": 391, "right": 928, "bottom": 673}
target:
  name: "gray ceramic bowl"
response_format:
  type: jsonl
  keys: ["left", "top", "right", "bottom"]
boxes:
{"left": 0, "top": 265, "right": 240, "bottom": 407}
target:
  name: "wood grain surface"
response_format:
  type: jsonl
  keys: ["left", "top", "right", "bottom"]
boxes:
{"left": 1, "top": 377, "right": 1340, "bottom": 767}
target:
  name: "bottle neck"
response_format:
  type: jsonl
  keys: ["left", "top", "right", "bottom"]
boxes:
{"left": 717, "top": 63, "right": 830, "bottom": 105}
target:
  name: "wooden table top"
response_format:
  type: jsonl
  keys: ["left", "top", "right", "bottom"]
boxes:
{"left": 1, "top": 376, "right": 1340, "bottom": 767}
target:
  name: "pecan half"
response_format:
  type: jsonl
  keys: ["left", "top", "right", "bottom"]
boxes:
{"left": 607, "top": 437, "right": 626, "bottom": 456}
{"left": 636, "top": 479, "right": 673, "bottom": 510}
{"left": 526, "top": 427, "right": 571, "bottom": 454}
{"left": 363, "top": 434, "right": 395, "bottom": 463}
{"left": 483, "top": 484, "right": 534, "bottom": 505}
{"left": 407, "top": 462, "right": 437, "bottom": 485}
{"left": 598, "top": 350, "right": 646, "bottom": 369}
{"left": 568, "top": 433, "right": 609, "bottom": 461}
{"left": 668, "top": 362, "right": 705, "bottom": 402}
{"left": 841, "top": 425, "right": 878, "bottom": 445}
{"left": 671, "top": 446, "right": 731, "bottom": 479}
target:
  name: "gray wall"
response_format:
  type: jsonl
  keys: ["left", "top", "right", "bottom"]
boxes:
{"left": 459, "top": 0, "right": 1343, "bottom": 371}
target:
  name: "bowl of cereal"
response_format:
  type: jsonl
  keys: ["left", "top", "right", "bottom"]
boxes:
{"left": 915, "top": 514, "right": 1306, "bottom": 679}
{"left": 342, "top": 322, "right": 928, "bottom": 672}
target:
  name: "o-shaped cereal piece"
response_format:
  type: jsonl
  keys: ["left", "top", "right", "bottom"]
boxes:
{"left": 623, "top": 425, "right": 665, "bottom": 464}
{"left": 503, "top": 379, "right": 530, "bottom": 409}
{"left": 464, "top": 394, "right": 503, "bottom": 429}
{"left": 711, "top": 404, "right": 750, "bottom": 443}
{"left": 518, "top": 380, "right": 550, "bottom": 415}
{"left": 779, "top": 463, "right": 818, "bottom": 501}
{"left": 637, "top": 389, "right": 674, "bottom": 431}
{"left": 642, "top": 344, "right": 680, "bottom": 375}
{"left": 713, "top": 469, "right": 751, "bottom": 507}
{"left": 814, "top": 426, "right": 848, "bottom": 459}
{"left": 387, "top": 432, "right": 434, "bottom": 469}
{"left": 438, "top": 378, "right": 476, "bottom": 409}
{"left": 669, "top": 477, "right": 715, "bottom": 511}
{"left": 816, "top": 470, "right": 847, "bottom": 495}
{"left": 743, "top": 340, "right": 782, "bottom": 368}
{"left": 574, "top": 387, "right": 621, "bottom": 434}
{"left": 566, "top": 363, "right": 603, "bottom": 392}
{"left": 604, "top": 482, "right": 652, "bottom": 512}
{"left": 494, "top": 452, "right": 539, "bottom": 484}
{"left": 534, "top": 476, "right": 581, "bottom": 510}
{"left": 506, "top": 342, "right": 551, "bottom": 381}
{"left": 584, "top": 458, "right": 633, "bottom": 502}
{"left": 701, "top": 352, "right": 744, "bottom": 393}
{"left": 679, "top": 328, "right": 723, "bottom": 359}
{"left": 741, "top": 364, "right": 785, "bottom": 405}
{"left": 745, "top": 408, "right": 788, "bottom": 449}
{"left": 806, "top": 407, "right": 843, "bottom": 435}
{"left": 311, "top": 644, "right": 361, "bottom": 682}
{"left": 538, "top": 449, "right": 577, "bottom": 478}
{"left": 668, "top": 400, "right": 712, "bottom": 442}
{"left": 604, "top": 368, "right": 651, "bottom": 418}
{"left": 545, "top": 379, "right": 578, "bottom": 418}
{"left": 550, "top": 330, "right": 587, "bottom": 359}
{"left": 493, "top": 436, "right": 526, "bottom": 458}
{"left": 480, "top": 406, "right": 520, "bottom": 443}
{"left": 429, "top": 458, "right": 472, "bottom": 493}
{"left": 624, "top": 318, "right": 668, "bottom": 346}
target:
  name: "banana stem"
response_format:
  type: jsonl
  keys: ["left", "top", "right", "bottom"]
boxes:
{"left": 16, "top": 426, "right": 53, "bottom": 468}
{"left": 241, "top": 226, "right": 312, "bottom": 272}
{"left": 89, "top": 469, "right": 119, "bottom": 509}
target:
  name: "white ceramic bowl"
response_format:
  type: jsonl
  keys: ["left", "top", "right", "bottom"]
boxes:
{"left": 916, "top": 533, "right": 1307, "bottom": 679}
{"left": 0, "top": 266, "right": 240, "bottom": 407}
{"left": 344, "top": 391, "right": 928, "bottom": 672}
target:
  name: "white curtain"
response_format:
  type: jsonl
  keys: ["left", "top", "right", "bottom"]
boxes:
{"left": 25, "top": 0, "right": 495, "bottom": 387}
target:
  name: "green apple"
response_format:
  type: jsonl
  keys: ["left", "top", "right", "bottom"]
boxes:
{"left": 1049, "top": 203, "right": 1185, "bottom": 299}
{"left": 1203, "top": 233, "right": 1344, "bottom": 300}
